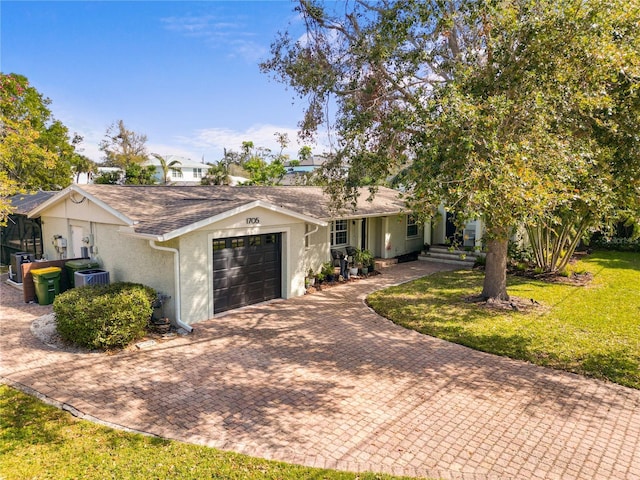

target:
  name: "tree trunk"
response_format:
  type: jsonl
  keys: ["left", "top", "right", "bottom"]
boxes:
{"left": 481, "top": 237, "right": 509, "bottom": 301}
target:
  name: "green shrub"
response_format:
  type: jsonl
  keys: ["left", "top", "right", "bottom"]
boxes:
{"left": 53, "top": 282, "right": 157, "bottom": 350}
{"left": 507, "top": 239, "right": 534, "bottom": 263}
{"left": 590, "top": 236, "right": 640, "bottom": 252}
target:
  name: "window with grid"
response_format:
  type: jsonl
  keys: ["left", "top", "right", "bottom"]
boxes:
{"left": 331, "top": 220, "right": 348, "bottom": 246}
{"left": 171, "top": 169, "right": 183, "bottom": 178}
{"left": 406, "top": 215, "right": 419, "bottom": 237}
{"left": 193, "top": 168, "right": 203, "bottom": 179}
{"left": 212, "top": 239, "right": 226, "bottom": 251}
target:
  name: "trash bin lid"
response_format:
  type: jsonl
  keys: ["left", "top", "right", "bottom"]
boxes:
{"left": 31, "top": 267, "right": 61, "bottom": 276}
{"left": 66, "top": 259, "right": 99, "bottom": 268}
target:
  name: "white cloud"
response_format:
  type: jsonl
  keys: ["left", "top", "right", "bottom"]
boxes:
{"left": 160, "top": 13, "right": 265, "bottom": 62}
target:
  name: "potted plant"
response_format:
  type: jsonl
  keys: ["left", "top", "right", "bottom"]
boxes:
{"left": 354, "top": 248, "right": 374, "bottom": 275}
{"left": 321, "top": 261, "right": 335, "bottom": 282}
{"left": 306, "top": 268, "right": 315, "bottom": 288}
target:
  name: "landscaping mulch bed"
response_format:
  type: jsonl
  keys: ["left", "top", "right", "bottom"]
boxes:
{"left": 464, "top": 294, "right": 548, "bottom": 313}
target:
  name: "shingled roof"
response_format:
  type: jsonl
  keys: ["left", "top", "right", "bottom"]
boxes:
{"left": 8, "top": 190, "right": 56, "bottom": 215}
{"left": 32, "top": 184, "right": 409, "bottom": 240}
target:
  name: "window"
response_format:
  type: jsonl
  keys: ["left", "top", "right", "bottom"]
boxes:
{"left": 231, "top": 238, "right": 245, "bottom": 248}
{"left": 171, "top": 169, "right": 183, "bottom": 179}
{"left": 331, "top": 220, "right": 348, "bottom": 246}
{"left": 407, "top": 215, "right": 419, "bottom": 237}
{"left": 249, "top": 235, "right": 261, "bottom": 246}
{"left": 212, "top": 239, "right": 226, "bottom": 251}
{"left": 193, "top": 168, "right": 203, "bottom": 179}
{"left": 265, "top": 234, "right": 278, "bottom": 244}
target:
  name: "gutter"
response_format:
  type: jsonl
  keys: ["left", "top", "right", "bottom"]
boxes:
{"left": 148, "top": 240, "right": 193, "bottom": 333}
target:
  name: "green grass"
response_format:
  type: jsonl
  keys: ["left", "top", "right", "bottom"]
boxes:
{"left": 368, "top": 250, "right": 640, "bottom": 389}
{"left": 0, "top": 385, "right": 423, "bottom": 480}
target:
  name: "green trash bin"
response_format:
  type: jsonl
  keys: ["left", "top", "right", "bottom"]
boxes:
{"left": 31, "top": 267, "right": 62, "bottom": 306}
{"left": 65, "top": 259, "right": 100, "bottom": 288}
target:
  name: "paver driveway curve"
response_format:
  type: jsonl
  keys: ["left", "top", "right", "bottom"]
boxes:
{"left": 1, "top": 262, "right": 640, "bottom": 480}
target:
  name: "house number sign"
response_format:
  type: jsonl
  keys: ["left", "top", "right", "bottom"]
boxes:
{"left": 246, "top": 217, "right": 260, "bottom": 224}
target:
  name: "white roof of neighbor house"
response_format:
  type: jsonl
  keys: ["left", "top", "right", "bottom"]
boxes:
{"left": 29, "top": 184, "right": 410, "bottom": 241}
{"left": 144, "top": 156, "right": 208, "bottom": 169}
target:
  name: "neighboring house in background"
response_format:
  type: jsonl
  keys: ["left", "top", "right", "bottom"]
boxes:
{"left": 281, "top": 154, "right": 329, "bottom": 185}
{"left": 75, "top": 158, "right": 247, "bottom": 186}
{"left": 142, "top": 155, "right": 208, "bottom": 184}
{"left": 27, "top": 184, "right": 426, "bottom": 326}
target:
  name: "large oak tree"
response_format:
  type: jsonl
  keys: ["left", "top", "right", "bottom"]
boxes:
{"left": 262, "top": 0, "right": 640, "bottom": 300}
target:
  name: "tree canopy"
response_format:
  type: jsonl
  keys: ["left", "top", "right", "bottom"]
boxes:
{"left": 99, "top": 120, "right": 148, "bottom": 168}
{"left": 0, "top": 73, "right": 81, "bottom": 223}
{"left": 262, "top": 0, "right": 640, "bottom": 299}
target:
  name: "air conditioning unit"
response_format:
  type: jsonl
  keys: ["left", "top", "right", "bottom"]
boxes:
{"left": 74, "top": 269, "right": 110, "bottom": 287}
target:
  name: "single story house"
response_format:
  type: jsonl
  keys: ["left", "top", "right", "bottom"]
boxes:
{"left": 27, "top": 184, "right": 426, "bottom": 329}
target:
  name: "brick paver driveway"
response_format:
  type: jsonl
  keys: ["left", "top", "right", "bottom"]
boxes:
{"left": 2, "top": 262, "right": 640, "bottom": 479}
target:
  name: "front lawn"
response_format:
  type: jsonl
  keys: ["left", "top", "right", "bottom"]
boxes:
{"left": 0, "top": 385, "right": 420, "bottom": 480}
{"left": 367, "top": 251, "right": 640, "bottom": 389}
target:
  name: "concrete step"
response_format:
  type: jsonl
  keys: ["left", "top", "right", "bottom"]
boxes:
{"left": 418, "top": 255, "right": 474, "bottom": 268}
{"left": 429, "top": 246, "right": 483, "bottom": 258}
{"left": 425, "top": 251, "right": 477, "bottom": 262}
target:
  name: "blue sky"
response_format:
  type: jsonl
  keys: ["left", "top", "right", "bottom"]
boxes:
{"left": 2, "top": 1, "right": 325, "bottom": 163}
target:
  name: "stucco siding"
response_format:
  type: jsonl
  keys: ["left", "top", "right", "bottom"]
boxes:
{"left": 383, "top": 214, "right": 408, "bottom": 258}
{"left": 305, "top": 224, "right": 331, "bottom": 274}
{"left": 94, "top": 225, "right": 176, "bottom": 319}
{"left": 42, "top": 197, "right": 127, "bottom": 225}
{"left": 40, "top": 216, "right": 69, "bottom": 260}
{"left": 41, "top": 214, "right": 176, "bottom": 319}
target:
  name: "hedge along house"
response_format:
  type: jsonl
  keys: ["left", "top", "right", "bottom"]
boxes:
{"left": 27, "top": 184, "right": 425, "bottom": 328}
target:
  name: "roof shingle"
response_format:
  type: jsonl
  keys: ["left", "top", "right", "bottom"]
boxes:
{"left": 72, "top": 185, "right": 409, "bottom": 238}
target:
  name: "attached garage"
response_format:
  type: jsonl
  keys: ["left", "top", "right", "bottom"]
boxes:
{"left": 212, "top": 233, "right": 282, "bottom": 313}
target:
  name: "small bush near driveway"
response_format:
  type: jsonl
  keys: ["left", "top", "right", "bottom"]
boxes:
{"left": 53, "top": 282, "right": 156, "bottom": 350}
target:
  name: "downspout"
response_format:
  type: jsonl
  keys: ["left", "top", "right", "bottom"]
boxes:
{"left": 149, "top": 240, "right": 193, "bottom": 333}
{"left": 303, "top": 224, "right": 319, "bottom": 240}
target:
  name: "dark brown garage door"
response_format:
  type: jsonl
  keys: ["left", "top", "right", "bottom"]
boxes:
{"left": 212, "top": 233, "right": 282, "bottom": 314}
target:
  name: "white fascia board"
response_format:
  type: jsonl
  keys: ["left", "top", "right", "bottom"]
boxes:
{"left": 27, "top": 185, "right": 136, "bottom": 226}
{"left": 123, "top": 200, "right": 327, "bottom": 242}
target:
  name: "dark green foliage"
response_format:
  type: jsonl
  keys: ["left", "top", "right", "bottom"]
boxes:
{"left": 124, "top": 163, "right": 156, "bottom": 185}
{"left": 53, "top": 282, "right": 156, "bottom": 350}
{"left": 93, "top": 171, "right": 121, "bottom": 184}
{"left": 507, "top": 239, "right": 534, "bottom": 264}
{"left": 591, "top": 237, "right": 640, "bottom": 253}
